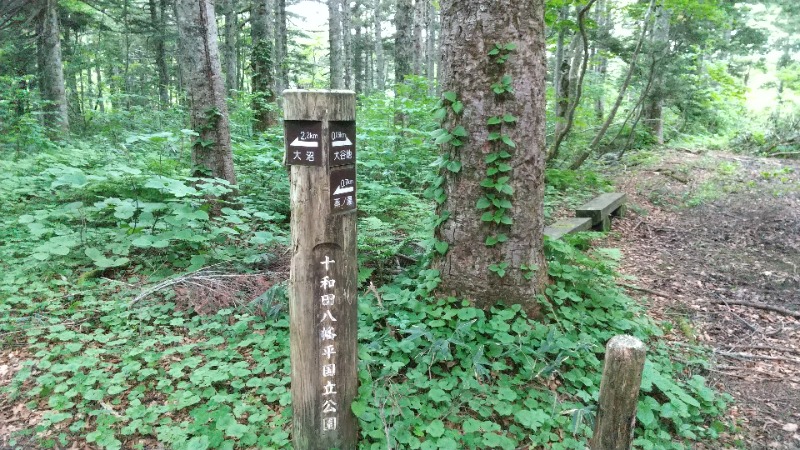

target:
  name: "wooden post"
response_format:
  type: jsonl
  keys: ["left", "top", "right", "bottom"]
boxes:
{"left": 590, "top": 335, "right": 646, "bottom": 450}
{"left": 285, "top": 90, "right": 358, "bottom": 450}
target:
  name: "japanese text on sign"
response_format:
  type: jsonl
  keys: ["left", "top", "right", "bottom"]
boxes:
{"left": 329, "top": 121, "right": 356, "bottom": 167}
{"left": 319, "top": 255, "right": 338, "bottom": 432}
{"left": 330, "top": 167, "right": 356, "bottom": 213}
{"left": 285, "top": 120, "right": 322, "bottom": 166}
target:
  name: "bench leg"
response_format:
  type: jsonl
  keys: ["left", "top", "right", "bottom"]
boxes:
{"left": 612, "top": 204, "right": 627, "bottom": 218}
{"left": 594, "top": 216, "right": 611, "bottom": 232}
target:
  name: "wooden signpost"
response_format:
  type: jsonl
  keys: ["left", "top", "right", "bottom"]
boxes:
{"left": 284, "top": 90, "right": 358, "bottom": 450}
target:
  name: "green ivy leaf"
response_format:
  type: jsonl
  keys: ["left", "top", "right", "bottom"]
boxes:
{"left": 452, "top": 126, "right": 468, "bottom": 137}
{"left": 433, "top": 108, "right": 447, "bottom": 121}
{"left": 443, "top": 91, "right": 457, "bottom": 102}
{"left": 505, "top": 42, "right": 517, "bottom": 51}
{"left": 434, "top": 241, "right": 449, "bottom": 254}
{"left": 480, "top": 212, "right": 495, "bottom": 222}
{"left": 476, "top": 197, "right": 492, "bottom": 209}
{"left": 487, "top": 116, "right": 502, "bottom": 125}
{"left": 501, "top": 136, "right": 516, "bottom": 148}
{"left": 488, "top": 132, "right": 502, "bottom": 141}
{"left": 446, "top": 161, "right": 462, "bottom": 173}
{"left": 435, "top": 133, "right": 453, "bottom": 145}
{"left": 503, "top": 114, "right": 517, "bottom": 123}
{"left": 452, "top": 101, "right": 464, "bottom": 114}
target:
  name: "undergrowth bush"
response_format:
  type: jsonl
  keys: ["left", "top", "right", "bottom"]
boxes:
{"left": 0, "top": 89, "right": 734, "bottom": 449}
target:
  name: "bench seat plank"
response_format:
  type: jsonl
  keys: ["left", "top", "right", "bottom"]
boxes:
{"left": 544, "top": 217, "right": 593, "bottom": 240}
{"left": 575, "top": 193, "right": 627, "bottom": 225}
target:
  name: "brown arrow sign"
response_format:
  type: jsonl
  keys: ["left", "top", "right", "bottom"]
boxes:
{"left": 285, "top": 120, "right": 322, "bottom": 166}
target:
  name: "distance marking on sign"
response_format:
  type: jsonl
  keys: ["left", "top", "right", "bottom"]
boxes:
{"left": 330, "top": 167, "right": 356, "bottom": 213}
{"left": 329, "top": 121, "right": 356, "bottom": 167}
{"left": 285, "top": 120, "right": 322, "bottom": 166}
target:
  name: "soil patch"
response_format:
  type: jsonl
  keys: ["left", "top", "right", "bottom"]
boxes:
{"left": 607, "top": 150, "right": 800, "bottom": 449}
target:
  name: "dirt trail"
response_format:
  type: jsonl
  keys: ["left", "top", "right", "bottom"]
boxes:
{"left": 606, "top": 149, "right": 800, "bottom": 449}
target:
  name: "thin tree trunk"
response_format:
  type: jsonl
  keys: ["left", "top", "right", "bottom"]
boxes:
{"left": 643, "top": 6, "right": 670, "bottom": 144}
{"left": 329, "top": 0, "right": 344, "bottom": 89}
{"left": 342, "top": 0, "right": 353, "bottom": 89}
{"left": 275, "top": 0, "right": 289, "bottom": 93}
{"left": 394, "top": 0, "right": 412, "bottom": 84}
{"left": 425, "top": 0, "right": 436, "bottom": 93}
{"left": 353, "top": 1, "right": 364, "bottom": 92}
{"left": 569, "top": 0, "right": 655, "bottom": 170}
{"left": 37, "top": 0, "right": 69, "bottom": 132}
{"left": 552, "top": 6, "right": 568, "bottom": 108}
{"left": 96, "top": 63, "right": 104, "bottom": 112}
{"left": 176, "top": 0, "right": 237, "bottom": 187}
{"left": 412, "top": 0, "right": 424, "bottom": 75}
{"left": 373, "top": 0, "right": 385, "bottom": 91}
{"left": 150, "top": 0, "right": 170, "bottom": 105}
{"left": 252, "top": 0, "right": 276, "bottom": 131}
{"left": 275, "top": 0, "right": 288, "bottom": 93}
{"left": 547, "top": 0, "right": 597, "bottom": 162}
{"left": 223, "top": 0, "right": 239, "bottom": 91}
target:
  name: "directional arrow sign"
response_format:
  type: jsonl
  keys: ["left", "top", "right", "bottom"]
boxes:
{"left": 331, "top": 136, "right": 353, "bottom": 148}
{"left": 290, "top": 137, "right": 320, "bottom": 148}
{"left": 333, "top": 184, "right": 354, "bottom": 195}
{"left": 330, "top": 167, "right": 356, "bottom": 213}
{"left": 329, "top": 121, "right": 356, "bottom": 167}
{"left": 284, "top": 120, "right": 322, "bottom": 166}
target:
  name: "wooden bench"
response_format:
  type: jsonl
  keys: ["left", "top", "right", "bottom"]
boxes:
{"left": 544, "top": 217, "right": 592, "bottom": 240}
{"left": 575, "top": 193, "right": 627, "bottom": 231}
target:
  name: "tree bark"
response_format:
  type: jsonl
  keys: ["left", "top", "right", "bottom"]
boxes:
{"left": 275, "top": 0, "right": 288, "bottom": 93}
{"left": 223, "top": 0, "right": 239, "bottom": 91}
{"left": 425, "top": 0, "right": 436, "bottom": 93}
{"left": 252, "top": 0, "right": 276, "bottom": 131}
{"left": 342, "top": 0, "right": 353, "bottom": 89}
{"left": 412, "top": 0, "right": 424, "bottom": 75}
{"left": 176, "top": 0, "right": 237, "bottom": 186}
{"left": 150, "top": 0, "right": 171, "bottom": 105}
{"left": 36, "top": 0, "right": 69, "bottom": 133}
{"left": 643, "top": 6, "right": 670, "bottom": 144}
{"left": 373, "top": 0, "right": 385, "bottom": 91}
{"left": 328, "top": 0, "right": 345, "bottom": 89}
{"left": 394, "top": 0, "right": 412, "bottom": 84}
{"left": 434, "top": 0, "right": 548, "bottom": 315}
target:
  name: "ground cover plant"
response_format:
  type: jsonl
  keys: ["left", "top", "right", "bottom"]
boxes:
{"left": 0, "top": 86, "right": 739, "bottom": 449}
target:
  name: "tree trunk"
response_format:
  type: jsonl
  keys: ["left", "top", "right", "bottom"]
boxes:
{"left": 434, "top": 0, "right": 548, "bottom": 316}
{"left": 176, "top": 0, "right": 237, "bottom": 186}
{"left": 150, "top": 0, "right": 171, "bottom": 105}
{"left": 394, "top": 0, "right": 412, "bottom": 84}
{"left": 275, "top": 0, "right": 288, "bottom": 93}
{"left": 252, "top": 0, "right": 276, "bottom": 131}
{"left": 425, "top": 0, "right": 436, "bottom": 93}
{"left": 37, "top": 0, "right": 69, "bottom": 132}
{"left": 373, "top": 0, "right": 385, "bottom": 91}
{"left": 643, "top": 6, "right": 670, "bottom": 144}
{"left": 329, "top": 0, "right": 345, "bottom": 89}
{"left": 353, "top": 1, "right": 364, "bottom": 92}
{"left": 412, "top": 0, "right": 424, "bottom": 75}
{"left": 223, "top": 0, "right": 239, "bottom": 91}
{"left": 342, "top": 0, "right": 353, "bottom": 89}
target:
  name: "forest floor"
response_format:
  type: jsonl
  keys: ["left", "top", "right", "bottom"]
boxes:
{"left": 603, "top": 148, "right": 800, "bottom": 449}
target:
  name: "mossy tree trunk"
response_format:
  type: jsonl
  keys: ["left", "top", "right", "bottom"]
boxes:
{"left": 434, "top": 0, "right": 548, "bottom": 316}
{"left": 176, "top": 0, "right": 237, "bottom": 186}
